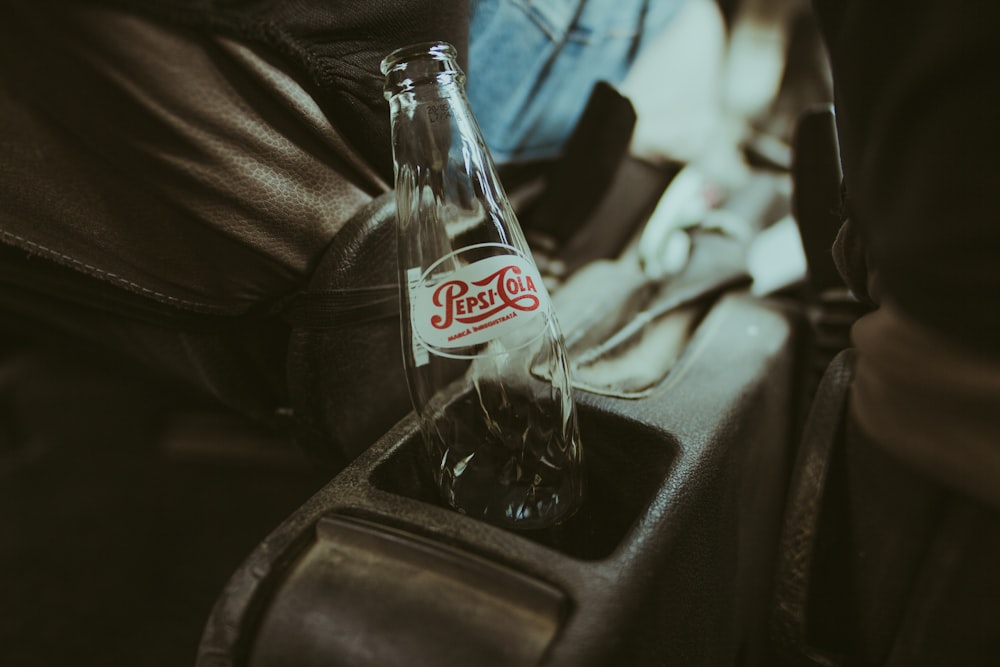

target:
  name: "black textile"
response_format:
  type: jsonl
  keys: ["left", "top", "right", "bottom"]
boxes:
{"left": 813, "top": 0, "right": 1000, "bottom": 355}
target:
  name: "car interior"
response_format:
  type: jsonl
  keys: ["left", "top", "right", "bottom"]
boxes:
{"left": 2, "top": 1, "right": 998, "bottom": 666}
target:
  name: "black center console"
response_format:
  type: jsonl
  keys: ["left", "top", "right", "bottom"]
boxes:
{"left": 197, "top": 292, "right": 802, "bottom": 667}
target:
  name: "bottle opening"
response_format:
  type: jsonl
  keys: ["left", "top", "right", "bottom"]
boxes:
{"left": 381, "top": 41, "right": 464, "bottom": 97}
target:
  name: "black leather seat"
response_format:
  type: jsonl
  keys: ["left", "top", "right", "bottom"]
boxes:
{"left": 772, "top": 349, "right": 1000, "bottom": 666}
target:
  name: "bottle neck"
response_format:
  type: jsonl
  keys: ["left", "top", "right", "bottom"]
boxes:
{"left": 382, "top": 41, "right": 466, "bottom": 101}
{"left": 385, "top": 78, "right": 470, "bottom": 136}
{"left": 383, "top": 42, "right": 478, "bottom": 169}
{"left": 383, "top": 42, "right": 519, "bottom": 254}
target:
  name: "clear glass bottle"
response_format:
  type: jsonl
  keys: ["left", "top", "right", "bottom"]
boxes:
{"left": 382, "top": 42, "right": 584, "bottom": 530}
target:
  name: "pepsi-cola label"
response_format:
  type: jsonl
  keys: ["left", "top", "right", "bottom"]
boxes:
{"left": 412, "top": 245, "right": 548, "bottom": 352}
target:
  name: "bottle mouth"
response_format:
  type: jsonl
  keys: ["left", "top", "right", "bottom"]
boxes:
{"left": 381, "top": 41, "right": 463, "bottom": 96}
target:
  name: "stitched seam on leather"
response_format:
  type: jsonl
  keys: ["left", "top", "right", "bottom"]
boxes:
{"left": 0, "top": 229, "right": 223, "bottom": 313}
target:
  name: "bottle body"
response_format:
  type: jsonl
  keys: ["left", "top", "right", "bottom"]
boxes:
{"left": 383, "top": 43, "right": 583, "bottom": 529}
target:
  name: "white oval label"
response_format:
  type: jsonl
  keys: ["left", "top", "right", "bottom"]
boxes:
{"left": 412, "top": 248, "right": 547, "bottom": 351}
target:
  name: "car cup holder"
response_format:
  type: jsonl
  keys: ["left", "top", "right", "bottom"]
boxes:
{"left": 197, "top": 293, "right": 803, "bottom": 667}
{"left": 369, "top": 406, "right": 678, "bottom": 562}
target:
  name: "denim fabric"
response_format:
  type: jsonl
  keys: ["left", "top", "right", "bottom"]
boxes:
{"left": 467, "top": 0, "right": 689, "bottom": 164}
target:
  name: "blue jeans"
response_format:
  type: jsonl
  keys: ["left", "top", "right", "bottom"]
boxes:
{"left": 466, "top": 0, "right": 689, "bottom": 164}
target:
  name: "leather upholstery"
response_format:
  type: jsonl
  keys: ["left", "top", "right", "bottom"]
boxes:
{"left": 771, "top": 349, "right": 1000, "bottom": 666}
{"left": 0, "top": 4, "right": 387, "bottom": 313}
{"left": 286, "top": 194, "right": 411, "bottom": 464}
{"left": 0, "top": 6, "right": 407, "bottom": 436}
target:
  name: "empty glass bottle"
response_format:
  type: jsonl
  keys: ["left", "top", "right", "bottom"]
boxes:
{"left": 382, "top": 42, "right": 584, "bottom": 530}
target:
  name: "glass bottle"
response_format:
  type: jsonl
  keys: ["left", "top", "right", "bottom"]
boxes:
{"left": 381, "top": 42, "right": 584, "bottom": 530}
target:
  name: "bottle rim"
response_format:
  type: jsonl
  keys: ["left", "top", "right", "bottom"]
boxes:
{"left": 380, "top": 41, "right": 458, "bottom": 77}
